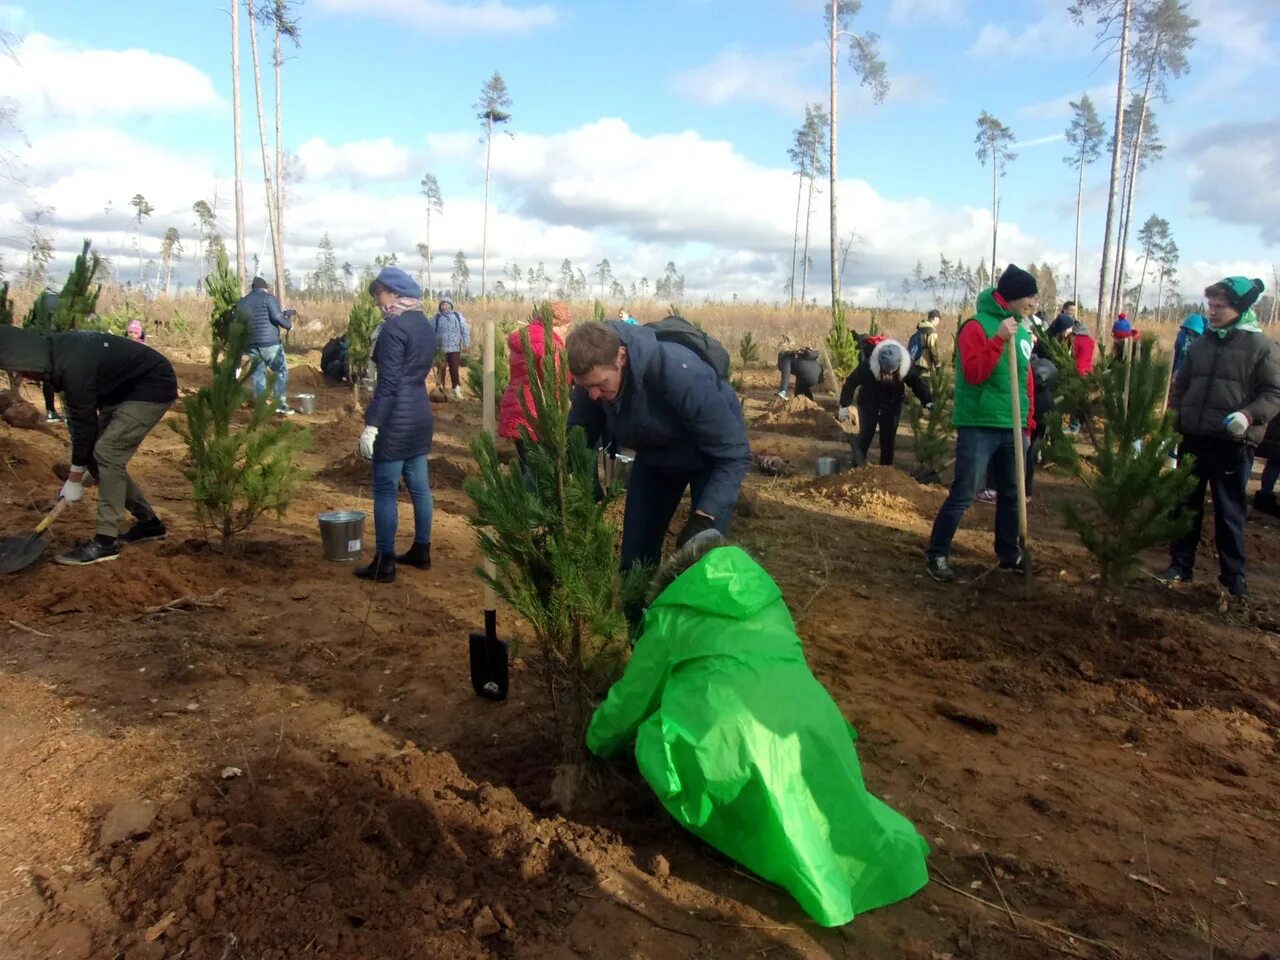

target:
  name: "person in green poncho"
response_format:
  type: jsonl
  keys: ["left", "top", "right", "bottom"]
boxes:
{"left": 586, "top": 537, "right": 930, "bottom": 928}
{"left": 1158, "top": 276, "right": 1280, "bottom": 600}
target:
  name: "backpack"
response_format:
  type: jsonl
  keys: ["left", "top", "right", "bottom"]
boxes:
{"left": 907, "top": 330, "right": 924, "bottom": 363}
{"left": 644, "top": 315, "right": 731, "bottom": 380}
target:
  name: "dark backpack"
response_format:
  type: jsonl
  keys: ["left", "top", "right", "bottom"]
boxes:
{"left": 644, "top": 315, "right": 731, "bottom": 380}
{"left": 907, "top": 330, "right": 925, "bottom": 362}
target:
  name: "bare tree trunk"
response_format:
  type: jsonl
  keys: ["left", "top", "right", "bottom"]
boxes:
{"left": 1155, "top": 268, "right": 1165, "bottom": 324}
{"left": 1135, "top": 249, "right": 1152, "bottom": 315}
{"left": 425, "top": 208, "right": 432, "bottom": 297}
{"left": 801, "top": 172, "right": 815, "bottom": 304}
{"left": 828, "top": 6, "right": 840, "bottom": 320}
{"left": 1096, "top": 0, "right": 1133, "bottom": 336}
{"left": 1113, "top": 83, "right": 1151, "bottom": 320}
{"left": 246, "top": 0, "right": 282, "bottom": 296}
{"left": 990, "top": 144, "right": 999, "bottom": 272}
{"left": 272, "top": 9, "right": 286, "bottom": 303}
{"left": 1072, "top": 151, "right": 1085, "bottom": 306}
{"left": 481, "top": 115, "right": 492, "bottom": 299}
{"left": 789, "top": 172, "right": 803, "bottom": 306}
{"left": 231, "top": 3, "right": 246, "bottom": 292}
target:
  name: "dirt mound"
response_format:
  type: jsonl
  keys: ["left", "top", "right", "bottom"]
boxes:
{"left": 752, "top": 395, "right": 844, "bottom": 442}
{"left": 96, "top": 746, "right": 613, "bottom": 960}
{"left": 2, "top": 400, "right": 42, "bottom": 429}
{"left": 431, "top": 455, "right": 474, "bottom": 489}
{"left": 794, "top": 465, "right": 943, "bottom": 523}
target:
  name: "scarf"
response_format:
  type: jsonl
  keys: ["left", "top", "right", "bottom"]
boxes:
{"left": 1213, "top": 308, "right": 1262, "bottom": 339}
{"left": 381, "top": 296, "right": 423, "bottom": 318}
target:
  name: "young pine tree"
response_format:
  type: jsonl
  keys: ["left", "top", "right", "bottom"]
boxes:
{"left": 206, "top": 246, "right": 241, "bottom": 353}
{"left": 174, "top": 317, "right": 310, "bottom": 550}
{"left": 346, "top": 291, "right": 380, "bottom": 408}
{"left": 465, "top": 313, "right": 512, "bottom": 400}
{"left": 464, "top": 304, "right": 627, "bottom": 777}
{"left": 738, "top": 330, "right": 761, "bottom": 366}
{"left": 53, "top": 240, "right": 103, "bottom": 331}
{"left": 907, "top": 362, "right": 955, "bottom": 484}
{"left": 1057, "top": 336, "right": 1195, "bottom": 591}
{"left": 825, "top": 302, "right": 860, "bottom": 384}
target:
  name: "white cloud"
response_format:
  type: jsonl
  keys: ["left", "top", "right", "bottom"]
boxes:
{"left": 889, "top": 0, "right": 964, "bottom": 24}
{"left": 0, "top": 33, "right": 220, "bottom": 122}
{"left": 1186, "top": 118, "right": 1280, "bottom": 246}
{"left": 670, "top": 45, "right": 823, "bottom": 113}
{"left": 1013, "top": 133, "right": 1066, "bottom": 149}
{"left": 1018, "top": 84, "right": 1114, "bottom": 121}
{"left": 296, "top": 136, "right": 415, "bottom": 182}
{"left": 968, "top": 4, "right": 1091, "bottom": 61}
{"left": 312, "top": 0, "right": 557, "bottom": 33}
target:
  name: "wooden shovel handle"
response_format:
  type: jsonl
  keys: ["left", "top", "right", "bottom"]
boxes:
{"left": 34, "top": 498, "right": 69, "bottom": 535}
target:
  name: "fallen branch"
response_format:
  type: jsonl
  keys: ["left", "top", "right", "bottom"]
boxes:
{"left": 930, "top": 869, "right": 1122, "bottom": 957}
{"left": 982, "top": 850, "right": 1020, "bottom": 934}
{"left": 1128, "top": 872, "right": 1169, "bottom": 895}
{"left": 139, "top": 588, "right": 228, "bottom": 617}
{"left": 8, "top": 619, "right": 54, "bottom": 638}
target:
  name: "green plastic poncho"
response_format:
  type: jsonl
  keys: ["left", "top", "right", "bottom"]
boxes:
{"left": 586, "top": 546, "right": 930, "bottom": 927}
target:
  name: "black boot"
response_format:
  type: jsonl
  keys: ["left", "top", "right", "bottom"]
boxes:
{"left": 354, "top": 552, "right": 396, "bottom": 583}
{"left": 396, "top": 541, "right": 431, "bottom": 569}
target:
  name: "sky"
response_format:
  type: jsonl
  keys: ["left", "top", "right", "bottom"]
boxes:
{"left": 0, "top": 0, "right": 1277, "bottom": 309}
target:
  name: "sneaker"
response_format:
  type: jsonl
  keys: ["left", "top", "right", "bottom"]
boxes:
{"left": 45, "top": 410, "right": 65, "bottom": 423}
{"left": 275, "top": 405, "right": 296, "bottom": 417}
{"left": 1218, "top": 575, "right": 1247, "bottom": 599}
{"left": 777, "top": 390, "right": 789, "bottom": 401}
{"left": 395, "top": 541, "right": 431, "bottom": 569}
{"left": 975, "top": 489, "right": 997, "bottom": 504}
{"left": 998, "top": 553, "right": 1028, "bottom": 574}
{"left": 926, "top": 556, "right": 955, "bottom": 583}
{"left": 55, "top": 535, "right": 120, "bottom": 566}
{"left": 119, "top": 516, "right": 167, "bottom": 545}
{"left": 451, "top": 386, "right": 464, "bottom": 401}
{"left": 1155, "top": 565, "right": 1193, "bottom": 585}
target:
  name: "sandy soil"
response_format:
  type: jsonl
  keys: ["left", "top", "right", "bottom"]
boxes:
{"left": 1, "top": 357, "right": 1278, "bottom": 960}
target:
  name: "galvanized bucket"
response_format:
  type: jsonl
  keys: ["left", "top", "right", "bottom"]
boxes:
{"left": 815, "top": 455, "right": 839, "bottom": 476}
{"left": 317, "top": 510, "right": 366, "bottom": 562}
{"left": 294, "top": 393, "right": 317, "bottom": 415}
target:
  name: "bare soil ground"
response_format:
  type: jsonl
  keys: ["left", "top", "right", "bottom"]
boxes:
{"left": 1, "top": 359, "right": 1278, "bottom": 960}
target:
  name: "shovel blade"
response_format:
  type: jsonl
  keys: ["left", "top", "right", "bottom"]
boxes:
{"left": 0, "top": 533, "right": 48, "bottom": 574}
{"left": 469, "top": 611, "right": 508, "bottom": 702}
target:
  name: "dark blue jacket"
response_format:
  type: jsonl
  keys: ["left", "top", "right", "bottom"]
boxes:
{"left": 235, "top": 288, "right": 291, "bottom": 349}
{"left": 569, "top": 321, "right": 751, "bottom": 521}
{"left": 364, "top": 309, "right": 436, "bottom": 461}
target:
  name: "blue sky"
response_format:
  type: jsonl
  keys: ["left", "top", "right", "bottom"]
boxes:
{"left": 1, "top": 0, "right": 1277, "bottom": 306}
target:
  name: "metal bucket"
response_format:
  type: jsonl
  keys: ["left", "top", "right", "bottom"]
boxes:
{"left": 294, "top": 393, "right": 317, "bottom": 415}
{"left": 815, "top": 455, "right": 839, "bottom": 476}
{"left": 608, "top": 453, "right": 634, "bottom": 487}
{"left": 317, "top": 510, "right": 366, "bottom": 562}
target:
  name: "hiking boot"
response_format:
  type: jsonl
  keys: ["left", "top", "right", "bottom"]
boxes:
{"left": 975, "top": 489, "right": 997, "bottom": 504}
{"left": 1219, "top": 574, "right": 1247, "bottom": 599}
{"left": 55, "top": 535, "right": 120, "bottom": 566}
{"left": 1155, "top": 565, "right": 1193, "bottom": 585}
{"left": 926, "top": 556, "right": 955, "bottom": 583}
{"left": 396, "top": 541, "right": 431, "bottom": 569}
{"left": 999, "top": 553, "right": 1028, "bottom": 574}
{"left": 119, "top": 516, "right": 167, "bottom": 545}
{"left": 354, "top": 552, "right": 396, "bottom": 583}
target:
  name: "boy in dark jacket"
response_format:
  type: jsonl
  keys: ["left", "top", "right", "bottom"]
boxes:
{"left": 235, "top": 276, "right": 293, "bottom": 415}
{"left": 0, "top": 326, "right": 178, "bottom": 565}
{"left": 776, "top": 347, "right": 825, "bottom": 400}
{"left": 567, "top": 321, "right": 751, "bottom": 581}
{"left": 1159, "top": 277, "right": 1280, "bottom": 598}
{"left": 837, "top": 339, "right": 931, "bottom": 467}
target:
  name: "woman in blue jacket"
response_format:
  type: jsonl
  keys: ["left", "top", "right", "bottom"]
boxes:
{"left": 433, "top": 296, "right": 470, "bottom": 400}
{"left": 356, "top": 267, "right": 436, "bottom": 582}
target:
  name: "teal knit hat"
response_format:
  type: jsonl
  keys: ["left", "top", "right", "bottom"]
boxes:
{"left": 1206, "top": 276, "right": 1265, "bottom": 313}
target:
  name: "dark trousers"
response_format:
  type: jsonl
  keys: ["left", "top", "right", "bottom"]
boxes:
{"left": 929, "top": 427, "right": 1022, "bottom": 563}
{"left": 777, "top": 355, "right": 818, "bottom": 399}
{"left": 42, "top": 379, "right": 57, "bottom": 415}
{"left": 620, "top": 459, "right": 735, "bottom": 571}
{"left": 1261, "top": 459, "right": 1280, "bottom": 495}
{"left": 1170, "top": 436, "right": 1250, "bottom": 583}
{"left": 445, "top": 352, "right": 462, "bottom": 389}
{"left": 1024, "top": 422, "right": 1047, "bottom": 496}
{"left": 855, "top": 403, "right": 901, "bottom": 466}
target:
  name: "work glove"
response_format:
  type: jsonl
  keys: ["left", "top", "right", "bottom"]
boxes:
{"left": 59, "top": 466, "right": 87, "bottom": 502}
{"left": 837, "top": 406, "right": 851, "bottom": 422}
{"left": 357, "top": 425, "right": 378, "bottom": 459}
{"left": 1223, "top": 411, "right": 1249, "bottom": 438}
{"left": 676, "top": 512, "right": 716, "bottom": 549}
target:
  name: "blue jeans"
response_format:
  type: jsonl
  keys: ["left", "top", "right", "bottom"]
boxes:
{"left": 247, "top": 344, "right": 288, "bottom": 406}
{"left": 372, "top": 455, "right": 433, "bottom": 554}
{"left": 928, "top": 427, "right": 1022, "bottom": 563}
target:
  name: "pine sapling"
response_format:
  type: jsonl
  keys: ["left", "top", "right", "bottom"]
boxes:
{"left": 205, "top": 246, "right": 241, "bottom": 353}
{"left": 466, "top": 313, "right": 513, "bottom": 400}
{"left": 825, "top": 302, "right": 859, "bottom": 383}
{"left": 738, "top": 330, "right": 760, "bottom": 366}
{"left": 174, "top": 318, "right": 310, "bottom": 550}
{"left": 346, "top": 291, "right": 380, "bottom": 409}
{"left": 907, "top": 362, "right": 955, "bottom": 484}
{"left": 54, "top": 240, "right": 103, "bottom": 331}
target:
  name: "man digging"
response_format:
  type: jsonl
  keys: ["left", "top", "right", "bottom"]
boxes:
{"left": 0, "top": 326, "right": 178, "bottom": 565}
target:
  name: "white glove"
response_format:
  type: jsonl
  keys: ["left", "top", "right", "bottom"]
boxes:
{"left": 358, "top": 425, "right": 378, "bottom": 459}
{"left": 837, "top": 406, "right": 851, "bottom": 422}
{"left": 1223, "top": 411, "right": 1249, "bottom": 438}
{"left": 60, "top": 465, "right": 87, "bottom": 502}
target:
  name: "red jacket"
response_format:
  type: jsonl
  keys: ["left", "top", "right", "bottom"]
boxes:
{"left": 1073, "top": 334, "right": 1096, "bottom": 376}
{"left": 499, "top": 322, "right": 566, "bottom": 440}
{"left": 957, "top": 316, "right": 1036, "bottom": 431}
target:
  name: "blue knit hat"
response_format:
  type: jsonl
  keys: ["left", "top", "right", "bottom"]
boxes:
{"left": 1181, "top": 313, "right": 1206, "bottom": 335}
{"left": 369, "top": 266, "right": 421, "bottom": 298}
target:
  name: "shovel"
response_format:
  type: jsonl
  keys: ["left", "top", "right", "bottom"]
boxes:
{"left": 0, "top": 499, "right": 68, "bottom": 574}
{"left": 468, "top": 315, "right": 508, "bottom": 701}
{"left": 1007, "top": 331, "right": 1032, "bottom": 597}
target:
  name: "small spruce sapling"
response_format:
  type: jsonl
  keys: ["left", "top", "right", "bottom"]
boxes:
{"left": 737, "top": 330, "right": 760, "bottom": 366}
{"left": 53, "top": 241, "right": 103, "bottom": 331}
{"left": 825, "top": 302, "right": 860, "bottom": 384}
{"left": 173, "top": 317, "right": 310, "bottom": 550}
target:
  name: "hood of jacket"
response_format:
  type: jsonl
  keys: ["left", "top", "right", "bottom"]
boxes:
{"left": 648, "top": 545, "right": 783, "bottom": 622}
{"left": 869, "top": 338, "right": 911, "bottom": 378}
{"left": 0, "top": 325, "right": 53, "bottom": 374}
{"left": 1181, "top": 313, "right": 1206, "bottom": 335}
{"left": 975, "top": 287, "right": 1017, "bottom": 321}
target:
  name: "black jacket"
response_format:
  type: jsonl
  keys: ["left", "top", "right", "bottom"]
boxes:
{"left": 1170, "top": 325, "right": 1280, "bottom": 446}
{"left": 839, "top": 360, "right": 932, "bottom": 412}
{"left": 235, "top": 288, "right": 291, "bottom": 349}
{"left": 778, "top": 348, "right": 825, "bottom": 392}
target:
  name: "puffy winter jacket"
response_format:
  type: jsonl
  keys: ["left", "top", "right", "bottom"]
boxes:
{"left": 1170, "top": 316, "right": 1280, "bottom": 446}
{"left": 0, "top": 327, "right": 177, "bottom": 466}
{"left": 568, "top": 321, "right": 751, "bottom": 521}
{"left": 839, "top": 339, "right": 932, "bottom": 412}
{"left": 433, "top": 309, "right": 470, "bottom": 354}
{"left": 364, "top": 309, "right": 436, "bottom": 461}
{"left": 499, "top": 321, "right": 565, "bottom": 441}
{"left": 778, "top": 348, "right": 825, "bottom": 394}
{"left": 234, "top": 288, "right": 291, "bottom": 349}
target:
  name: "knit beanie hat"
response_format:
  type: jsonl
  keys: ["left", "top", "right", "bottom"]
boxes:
{"left": 126, "top": 320, "right": 143, "bottom": 338}
{"left": 439, "top": 295, "right": 454, "bottom": 308}
{"left": 1206, "top": 276, "right": 1265, "bottom": 313}
{"left": 996, "top": 264, "right": 1037, "bottom": 302}
{"left": 251, "top": 276, "right": 269, "bottom": 290}
{"left": 877, "top": 341, "right": 904, "bottom": 374}
{"left": 1181, "top": 313, "right": 1206, "bottom": 335}
{"left": 1072, "top": 320, "right": 1090, "bottom": 337}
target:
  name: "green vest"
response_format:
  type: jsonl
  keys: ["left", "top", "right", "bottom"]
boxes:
{"left": 952, "top": 288, "right": 1032, "bottom": 430}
